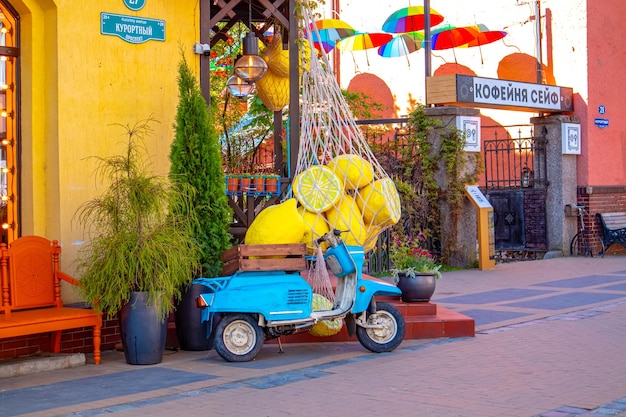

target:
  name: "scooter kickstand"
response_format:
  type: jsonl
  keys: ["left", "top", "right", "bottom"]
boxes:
{"left": 277, "top": 337, "right": 284, "bottom": 353}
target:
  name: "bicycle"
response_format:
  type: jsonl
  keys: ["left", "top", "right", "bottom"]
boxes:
{"left": 569, "top": 204, "right": 605, "bottom": 257}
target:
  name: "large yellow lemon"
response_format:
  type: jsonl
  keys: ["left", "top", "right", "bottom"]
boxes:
{"left": 256, "top": 69, "right": 290, "bottom": 111}
{"left": 356, "top": 177, "right": 401, "bottom": 228}
{"left": 299, "top": 208, "right": 330, "bottom": 254}
{"left": 293, "top": 165, "right": 343, "bottom": 213}
{"left": 309, "top": 294, "right": 343, "bottom": 337}
{"left": 326, "top": 194, "right": 366, "bottom": 246}
{"left": 263, "top": 36, "right": 290, "bottom": 78}
{"left": 327, "top": 154, "right": 374, "bottom": 190}
{"left": 245, "top": 198, "right": 305, "bottom": 245}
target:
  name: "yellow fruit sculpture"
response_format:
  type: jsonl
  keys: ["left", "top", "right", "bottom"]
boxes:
{"left": 356, "top": 177, "right": 402, "bottom": 228}
{"left": 299, "top": 208, "right": 330, "bottom": 254}
{"left": 309, "top": 294, "right": 343, "bottom": 337}
{"left": 326, "top": 194, "right": 366, "bottom": 246}
{"left": 293, "top": 165, "right": 343, "bottom": 213}
{"left": 327, "top": 154, "right": 374, "bottom": 190}
{"left": 245, "top": 198, "right": 305, "bottom": 245}
{"left": 256, "top": 69, "right": 290, "bottom": 111}
{"left": 263, "top": 35, "right": 290, "bottom": 78}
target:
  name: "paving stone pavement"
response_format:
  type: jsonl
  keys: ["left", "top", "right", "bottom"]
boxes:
{"left": 1, "top": 254, "right": 626, "bottom": 417}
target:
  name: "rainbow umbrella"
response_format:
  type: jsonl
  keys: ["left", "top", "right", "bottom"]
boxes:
{"left": 378, "top": 33, "right": 423, "bottom": 63}
{"left": 462, "top": 24, "right": 507, "bottom": 47}
{"left": 337, "top": 32, "right": 393, "bottom": 66}
{"left": 457, "top": 24, "right": 507, "bottom": 63}
{"left": 429, "top": 25, "right": 480, "bottom": 50}
{"left": 308, "top": 18, "right": 356, "bottom": 52}
{"left": 337, "top": 32, "right": 394, "bottom": 51}
{"left": 382, "top": 6, "right": 444, "bottom": 33}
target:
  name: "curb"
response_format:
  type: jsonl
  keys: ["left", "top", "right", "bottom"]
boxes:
{"left": 0, "top": 353, "right": 85, "bottom": 379}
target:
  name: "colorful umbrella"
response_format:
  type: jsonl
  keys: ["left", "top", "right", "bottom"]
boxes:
{"left": 337, "top": 32, "right": 393, "bottom": 66}
{"left": 378, "top": 33, "right": 423, "bottom": 59}
{"left": 428, "top": 25, "right": 480, "bottom": 50}
{"left": 382, "top": 6, "right": 444, "bottom": 33}
{"left": 336, "top": 32, "right": 394, "bottom": 51}
{"left": 462, "top": 24, "right": 507, "bottom": 47}
{"left": 308, "top": 19, "right": 356, "bottom": 53}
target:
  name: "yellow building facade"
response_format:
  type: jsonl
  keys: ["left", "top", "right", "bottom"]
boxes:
{"left": 4, "top": 0, "right": 199, "bottom": 296}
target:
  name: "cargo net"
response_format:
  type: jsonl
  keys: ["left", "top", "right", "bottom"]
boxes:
{"left": 292, "top": 5, "right": 401, "bottom": 258}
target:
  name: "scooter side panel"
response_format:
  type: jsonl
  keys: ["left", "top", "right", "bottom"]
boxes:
{"left": 352, "top": 279, "right": 402, "bottom": 313}
{"left": 199, "top": 271, "right": 313, "bottom": 321}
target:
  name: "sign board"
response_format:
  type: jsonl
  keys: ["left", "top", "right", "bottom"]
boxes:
{"left": 464, "top": 185, "right": 495, "bottom": 270}
{"left": 101, "top": 12, "right": 165, "bottom": 44}
{"left": 124, "top": 0, "right": 146, "bottom": 11}
{"left": 456, "top": 115, "right": 481, "bottom": 152}
{"left": 562, "top": 123, "right": 581, "bottom": 154}
{"left": 594, "top": 118, "right": 609, "bottom": 128}
{"left": 427, "top": 74, "right": 574, "bottom": 114}
{"left": 465, "top": 185, "right": 492, "bottom": 209}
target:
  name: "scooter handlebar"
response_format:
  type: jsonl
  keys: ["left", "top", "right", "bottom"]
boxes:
{"left": 316, "top": 229, "right": 346, "bottom": 247}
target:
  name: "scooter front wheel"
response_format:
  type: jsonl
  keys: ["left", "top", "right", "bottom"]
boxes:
{"left": 356, "top": 302, "right": 405, "bottom": 353}
{"left": 214, "top": 313, "right": 264, "bottom": 362}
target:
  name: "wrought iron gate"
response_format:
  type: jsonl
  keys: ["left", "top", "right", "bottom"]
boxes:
{"left": 483, "top": 126, "right": 548, "bottom": 257}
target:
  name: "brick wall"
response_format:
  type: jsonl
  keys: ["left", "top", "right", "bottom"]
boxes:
{"left": 577, "top": 186, "right": 626, "bottom": 255}
{"left": 524, "top": 190, "right": 548, "bottom": 250}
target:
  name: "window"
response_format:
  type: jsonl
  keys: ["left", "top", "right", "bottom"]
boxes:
{"left": 0, "top": 1, "right": 17, "bottom": 243}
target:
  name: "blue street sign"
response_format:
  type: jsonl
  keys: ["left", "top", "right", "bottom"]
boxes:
{"left": 124, "top": 0, "right": 146, "bottom": 11}
{"left": 101, "top": 12, "right": 165, "bottom": 44}
{"left": 598, "top": 105, "right": 606, "bottom": 115}
{"left": 594, "top": 118, "right": 609, "bottom": 128}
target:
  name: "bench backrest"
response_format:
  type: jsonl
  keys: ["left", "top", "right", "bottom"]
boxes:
{"left": 597, "top": 212, "right": 626, "bottom": 231}
{"left": 1, "top": 236, "right": 64, "bottom": 314}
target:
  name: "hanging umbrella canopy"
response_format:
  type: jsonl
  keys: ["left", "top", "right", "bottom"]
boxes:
{"left": 378, "top": 33, "right": 423, "bottom": 58}
{"left": 336, "top": 32, "right": 394, "bottom": 51}
{"left": 382, "top": 6, "right": 444, "bottom": 33}
{"left": 428, "top": 24, "right": 480, "bottom": 50}
{"left": 308, "top": 19, "right": 356, "bottom": 52}
{"left": 460, "top": 24, "right": 507, "bottom": 47}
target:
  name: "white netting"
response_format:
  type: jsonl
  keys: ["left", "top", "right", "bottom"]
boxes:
{"left": 292, "top": 5, "right": 401, "bottom": 254}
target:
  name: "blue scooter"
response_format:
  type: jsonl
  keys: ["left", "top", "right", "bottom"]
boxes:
{"left": 193, "top": 229, "right": 406, "bottom": 362}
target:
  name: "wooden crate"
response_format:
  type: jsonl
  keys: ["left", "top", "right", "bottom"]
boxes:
{"left": 220, "top": 243, "right": 307, "bottom": 276}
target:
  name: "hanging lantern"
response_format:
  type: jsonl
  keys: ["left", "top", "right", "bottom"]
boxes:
{"left": 226, "top": 75, "right": 255, "bottom": 98}
{"left": 233, "top": 1, "right": 268, "bottom": 83}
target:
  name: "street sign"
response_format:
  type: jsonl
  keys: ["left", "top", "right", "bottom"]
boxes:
{"left": 101, "top": 12, "right": 165, "bottom": 44}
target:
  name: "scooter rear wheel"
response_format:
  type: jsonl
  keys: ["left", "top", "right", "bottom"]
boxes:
{"left": 214, "top": 313, "right": 264, "bottom": 362}
{"left": 356, "top": 302, "right": 405, "bottom": 353}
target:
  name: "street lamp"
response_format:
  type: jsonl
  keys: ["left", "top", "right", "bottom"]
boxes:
{"left": 233, "top": 0, "right": 267, "bottom": 83}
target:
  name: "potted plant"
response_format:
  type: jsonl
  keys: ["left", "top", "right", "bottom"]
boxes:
{"left": 75, "top": 118, "right": 201, "bottom": 364}
{"left": 390, "top": 232, "right": 442, "bottom": 302}
{"left": 170, "top": 55, "right": 233, "bottom": 351}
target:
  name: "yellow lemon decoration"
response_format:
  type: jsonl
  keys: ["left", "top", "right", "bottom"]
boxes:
{"left": 327, "top": 154, "right": 374, "bottom": 190}
{"left": 293, "top": 165, "right": 343, "bottom": 213}
{"left": 256, "top": 69, "right": 290, "bottom": 111}
{"left": 356, "top": 177, "right": 401, "bottom": 228}
{"left": 299, "top": 208, "right": 330, "bottom": 254}
{"left": 363, "top": 223, "right": 382, "bottom": 253}
{"left": 245, "top": 198, "right": 305, "bottom": 245}
{"left": 263, "top": 35, "right": 290, "bottom": 78}
{"left": 309, "top": 294, "right": 343, "bottom": 337}
{"left": 326, "top": 194, "right": 366, "bottom": 246}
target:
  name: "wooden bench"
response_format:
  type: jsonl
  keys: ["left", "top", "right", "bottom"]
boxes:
{"left": 596, "top": 212, "right": 626, "bottom": 257}
{"left": 0, "top": 236, "right": 102, "bottom": 364}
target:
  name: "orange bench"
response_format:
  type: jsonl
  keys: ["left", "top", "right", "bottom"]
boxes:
{"left": 0, "top": 236, "right": 102, "bottom": 364}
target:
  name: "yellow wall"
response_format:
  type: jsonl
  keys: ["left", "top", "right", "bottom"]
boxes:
{"left": 11, "top": 0, "right": 200, "bottom": 300}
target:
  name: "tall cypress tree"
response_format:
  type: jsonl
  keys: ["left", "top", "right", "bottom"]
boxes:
{"left": 171, "top": 55, "right": 232, "bottom": 277}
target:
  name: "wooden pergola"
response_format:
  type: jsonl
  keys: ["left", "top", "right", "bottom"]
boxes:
{"left": 199, "top": 0, "right": 300, "bottom": 178}
{"left": 199, "top": 0, "right": 300, "bottom": 240}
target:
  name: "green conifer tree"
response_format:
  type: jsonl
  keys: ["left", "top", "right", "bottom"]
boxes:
{"left": 170, "top": 55, "right": 232, "bottom": 277}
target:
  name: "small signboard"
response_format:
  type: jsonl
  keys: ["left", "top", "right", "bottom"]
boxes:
{"left": 562, "top": 123, "right": 581, "bottom": 154}
{"left": 101, "top": 12, "right": 165, "bottom": 44}
{"left": 594, "top": 118, "right": 609, "bottom": 129}
{"left": 427, "top": 74, "right": 574, "bottom": 113}
{"left": 124, "top": 0, "right": 146, "bottom": 11}
{"left": 456, "top": 115, "right": 481, "bottom": 152}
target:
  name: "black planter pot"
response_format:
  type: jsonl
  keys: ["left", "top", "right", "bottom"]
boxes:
{"left": 396, "top": 273, "right": 437, "bottom": 302}
{"left": 119, "top": 291, "right": 168, "bottom": 365}
{"left": 174, "top": 283, "right": 213, "bottom": 351}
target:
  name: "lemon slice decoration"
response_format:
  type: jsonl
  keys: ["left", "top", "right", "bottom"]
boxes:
{"left": 293, "top": 165, "right": 343, "bottom": 213}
